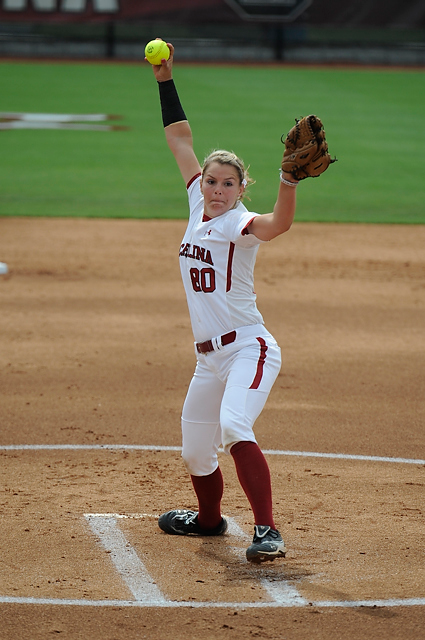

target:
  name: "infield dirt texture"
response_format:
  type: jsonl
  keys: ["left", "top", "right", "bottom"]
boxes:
{"left": 1, "top": 216, "right": 424, "bottom": 639}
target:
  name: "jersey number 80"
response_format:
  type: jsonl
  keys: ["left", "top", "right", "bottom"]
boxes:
{"left": 190, "top": 267, "right": 216, "bottom": 293}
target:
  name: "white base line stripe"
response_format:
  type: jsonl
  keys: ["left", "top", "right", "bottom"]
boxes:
{"left": 226, "top": 518, "right": 308, "bottom": 606}
{"left": 3, "top": 511, "right": 425, "bottom": 612}
{"left": 0, "top": 596, "right": 424, "bottom": 609}
{"left": 0, "top": 444, "right": 181, "bottom": 452}
{"left": 85, "top": 514, "right": 305, "bottom": 607}
{"left": 263, "top": 449, "right": 425, "bottom": 465}
{"left": 85, "top": 513, "right": 161, "bottom": 519}
{"left": 1, "top": 444, "right": 424, "bottom": 465}
{"left": 85, "top": 516, "right": 166, "bottom": 604}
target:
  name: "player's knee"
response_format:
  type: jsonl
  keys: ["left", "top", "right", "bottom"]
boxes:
{"left": 181, "top": 449, "right": 200, "bottom": 475}
{"left": 221, "top": 422, "right": 256, "bottom": 454}
{"left": 182, "top": 448, "right": 218, "bottom": 476}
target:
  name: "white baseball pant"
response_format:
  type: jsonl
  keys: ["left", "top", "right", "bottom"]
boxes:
{"left": 181, "top": 324, "right": 281, "bottom": 476}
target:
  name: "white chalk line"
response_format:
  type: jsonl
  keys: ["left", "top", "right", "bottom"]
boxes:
{"left": 1, "top": 596, "right": 424, "bottom": 609}
{"left": 85, "top": 513, "right": 305, "bottom": 607}
{"left": 225, "top": 518, "right": 308, "bottom": 606}
{"left": 2, "top": 450, "right": 424, "bottom": 609}
{"left": 2, "top": 512, "right": 425, "bottom": 610}
{"left": 1, "top": 443, "right": 424, "bottom": 465}
{"left": 85, "top": 512, "right": 161, "bottom": 519}
{"left": 85, "top": 515, "right": 166, "bottom": 604}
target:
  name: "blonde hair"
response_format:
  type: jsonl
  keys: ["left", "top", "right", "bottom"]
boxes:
{"left": 201, "top": 150, "right": 255, "bottom": 201}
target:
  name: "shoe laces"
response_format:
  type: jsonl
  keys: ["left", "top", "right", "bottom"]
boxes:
{"left": 184, "top": 512, "right": 198, "bottom": 525}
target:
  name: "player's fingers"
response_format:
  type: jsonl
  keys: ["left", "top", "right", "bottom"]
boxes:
{"left": 154, "top": 37, "right": 174, "bottom": 62}
{"left": 156, "top": 43, "right": 173, "bottom": 69}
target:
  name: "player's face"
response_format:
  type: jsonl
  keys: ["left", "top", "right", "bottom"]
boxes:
{"left": 201, "top": 162, "right": 244, "bottom": 218}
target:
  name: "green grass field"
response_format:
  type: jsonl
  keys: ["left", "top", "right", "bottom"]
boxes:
{"left": 1, "top": 60, "right": 424, "bottom": 223}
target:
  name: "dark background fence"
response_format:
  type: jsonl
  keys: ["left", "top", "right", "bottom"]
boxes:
{"left": 1, "top": 0, "right": 424, "bottom": 65}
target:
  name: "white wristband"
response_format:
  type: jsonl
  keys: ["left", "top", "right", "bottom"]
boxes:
{"left": 279, "top": 169, "right": 299, "bottom": 187}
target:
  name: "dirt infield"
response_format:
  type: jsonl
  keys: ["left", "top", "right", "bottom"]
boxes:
{"left": 1, "top": 217, "right": 424, "bottom": 639}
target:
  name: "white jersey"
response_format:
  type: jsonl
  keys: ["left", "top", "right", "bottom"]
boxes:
{"left": 179, "top": 174, "right": 266, "bottom": 343}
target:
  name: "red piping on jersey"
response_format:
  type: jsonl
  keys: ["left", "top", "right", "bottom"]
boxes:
{"left": 187, "top": 172, "right": 202, "bottom": 189}
{"left": 249, "top": 337, "right": 268, "bottom": 389}
{"left": 241, "top": 216, "right": 257, "bottom": 236}
{"left": 187, "top": 173, "right": 211, "bottom": 221}
{"left": 226, "top": 242, "right": 235, "bottom": 292}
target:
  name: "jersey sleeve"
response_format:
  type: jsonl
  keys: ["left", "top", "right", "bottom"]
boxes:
{"left": 223, "top": 206, "right": 266, "bottom": 248}
{"left": 187, "top": 174, "right": 203, "bottom": 219}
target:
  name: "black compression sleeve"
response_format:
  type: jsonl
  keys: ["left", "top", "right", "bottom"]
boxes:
{"left": 158, "top": 79, "right": 187, "bottom": 128}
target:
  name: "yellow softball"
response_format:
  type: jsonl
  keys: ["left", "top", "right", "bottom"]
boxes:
{"left": 145, "top": 40, "right": 170, "bottom": 65}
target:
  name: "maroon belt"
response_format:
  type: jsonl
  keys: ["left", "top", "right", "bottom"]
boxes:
{"left": 196, "top": 330, "right": 237, "bottom": 354}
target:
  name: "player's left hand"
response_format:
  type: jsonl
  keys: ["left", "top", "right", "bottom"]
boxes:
{"left": 281, "top": 115, "right": 337, "bottom": 180}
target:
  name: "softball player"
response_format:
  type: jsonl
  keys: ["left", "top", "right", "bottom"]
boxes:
{"left": 149, "top": 42, "right": 298, "bottom": 563}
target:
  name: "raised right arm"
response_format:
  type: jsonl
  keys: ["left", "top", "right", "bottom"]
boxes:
{"left": 149, "top": 41, "right": 201, "bottom": 184}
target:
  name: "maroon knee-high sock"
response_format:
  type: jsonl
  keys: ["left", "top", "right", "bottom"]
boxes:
{"left": 190, "top": 466, "right": 224, "bottom": 530}
{"left": 231, "top": 441, "right": 275, "bottom": 528}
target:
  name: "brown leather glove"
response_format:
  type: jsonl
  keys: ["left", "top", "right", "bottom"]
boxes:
{"left": 281, "top": 115, "right": 337, "bottom": 180}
